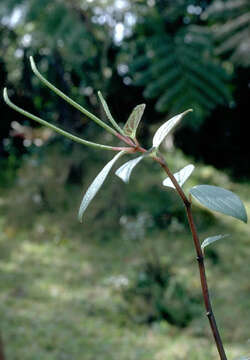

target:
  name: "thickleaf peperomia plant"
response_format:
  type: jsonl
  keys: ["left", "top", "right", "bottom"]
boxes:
{"left": 3, "top": 57, "right": 248, "bottom": 360}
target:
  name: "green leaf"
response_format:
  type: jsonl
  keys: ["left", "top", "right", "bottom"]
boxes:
{"left": 3, "top": 88, "right": 114, "bottom": 151}
{"left": 115, "top": 155, "right": 144, "bottom": 183}
{"left": 97, "top": 91, "right": 125, "bottom": 135}
{"left": 29, "top": 57, "right": 117, "bottom": 136}
{"left": 201, "top": 234, "right": 229, "bottom": 252}
{"left": 130, "top": 28, "right": 232, "bottom": 122}
{"left": 190, "top": 185, "right": 248, "bottom": 223}
{"left": 123, "top": 104, "right": 145, "bottom": 139}
{"left": 78, "top": 151, "right": 125, "bottom": 222}
{"left": 163, "top": 164, "right": 194, "bottom": 188}
{"left": 152, "top": 109, "right": 192, "bottom": 148}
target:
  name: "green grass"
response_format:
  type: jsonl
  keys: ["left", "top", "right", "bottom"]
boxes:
{"left": 0, "top": 151, "right": 250, "bottom": 359}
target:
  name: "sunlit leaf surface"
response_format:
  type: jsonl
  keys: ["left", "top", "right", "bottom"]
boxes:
{"left": 115, "top": 155, "right": 144, "bottom": 183}
{"left": 152, "top": 109, "right": 192, "bottom": 148}
{"left": 201, "top": 234, "right": 229, "bottom": 252}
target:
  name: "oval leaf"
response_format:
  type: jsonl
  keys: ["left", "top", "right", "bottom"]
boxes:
{"left": 163, "top": 164, "right": 194, "bottom": 188}
{"left": 190, "top": 185, "right": 248, "bottom": 223}
{"left": 123, "top": 104, "right": 145, "bottom": 139}
{"left": 201, "top": 234, "right": 229, "bottom": 252}
{"left": 152, "top": 109, "right": 192, "bottom": 148}
{"left": 78, "top": 151, "right": 125, "bottom": 222}
{"left": 115, "top": 155, "right": 144, "bottom": 183}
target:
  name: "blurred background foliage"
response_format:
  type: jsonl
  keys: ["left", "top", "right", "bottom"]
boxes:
{"left": 1, "top": 0, "right": 250, "bottom": 181}
{"left": 0, "top": 0, "right": 250, "bottom": 359}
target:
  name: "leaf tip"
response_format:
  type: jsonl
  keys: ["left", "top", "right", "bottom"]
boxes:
{"left": 3, "top": 87, "right": 8, "bottom": 102}
{"left": 181, "top": 109, "right": 193, "bottom": 117}
{"left": 3, "top": 87, "right": 12, "bottom": 108}
{"left": 115, "top": 168, "right": 129, "bottom": 184}
{"left": 29, "top": 56, "right": 37, "bottom": 73}
{"left": 136, "top": 103, "right": 146, "bottom": 113}
{"left": 243, "top": 214, "right": 248, "bottom": 223}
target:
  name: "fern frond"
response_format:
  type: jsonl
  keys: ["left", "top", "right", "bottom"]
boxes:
{"left": 216, "top": 13, "right": 250, "bottom": 39}
{"left": 130, "top": 27, "right": 231, "bottom": 124}
{"left": 143, "top": 67, "right": 180, "bottom": 98}
{"left": 150, "top": 55, "right": 176, "bottom": 76}
{"left": 186, "top": 74, "right": 224, "bottom": 106}
{"left": 205, "top": 0, "right": 250, "bottom": 66}
{"left": 215, "top": 27, "right": 250, "bottom": 56}
{"left": 130, "top": 55, "right": 150, "bottom": 72}
{"left": 204, "top": 0, "right": 248, "bottom": 18}
{"left": 155, "top": 79, "right": 186, "bottom": 111}
{"left": 182, "top": 59, "right": 231, "bottom": 101}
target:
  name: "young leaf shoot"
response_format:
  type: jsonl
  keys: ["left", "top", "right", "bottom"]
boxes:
{"left": 163, "top": 164, "right": 194, "bottom": 188}
{"left": 201, "top": 234, "right": 229, "bottom": 253}
{"left": 152, "top": 109, "right": 193, "bottom": 148}
{"left": 123, "top": 104, "right": 146, "bottom": 140}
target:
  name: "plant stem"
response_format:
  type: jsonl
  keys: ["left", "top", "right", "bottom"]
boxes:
{"left": 0, "top": 333, "right": 5, "bottom": 360}
{"left": 115, "top": 132, "right": 137, "bottom": 147}
{"left": 154, "top": 154, "right": 228, "bottom": 360}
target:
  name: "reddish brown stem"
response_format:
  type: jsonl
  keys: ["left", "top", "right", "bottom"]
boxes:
{"left": 115, "top": 132, "right": 136, "bottom": 147}
{"left": 111, "top": 146, "right": 135, "bottom": 152}
{"left": 0, "top": 333, "right": 5, "bottom": 360}
{"left": 154, "top": 154, "right": 227, "bottom": 360}
{"left": 111, "top": 144, "right": 148, "bottom": 153}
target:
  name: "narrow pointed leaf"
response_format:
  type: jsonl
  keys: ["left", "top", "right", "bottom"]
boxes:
{"left": 163, "top": 164, "right": 194, "bottom": 188}
{"left": 30, "top": 57, "right": 117, "bottom": 136}
{"left": 115, "top": 155, "right": 144, "bottom": 183}
{"left": 3, "top": 88, "right": 114, "bottom": 151}
{"left": 152, "top": 109, "right": 192, "bottom": 148}
{"left": 98, "top": 91, "right": 124, "bottom": 135}
{"left": 190, "top": 185, "right": 248, "bottom": 223}
{"left": 201, "top": 234, "right": 229, "bottom": 252}
{"left": 78, "top": 151, "right": 125, "bottom": 222}
{"left": 123, "top": 104, "right": 146, "bottom": 139}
